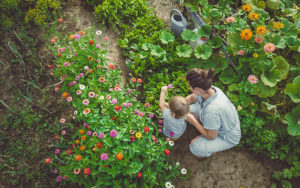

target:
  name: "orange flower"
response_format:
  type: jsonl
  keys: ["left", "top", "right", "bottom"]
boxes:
{"left": 99, "top": 77, "right": 105, "bottom": 82}
{"left": 51, "top": 39, "right": 56, "bottom": 44}
{"left": 137, "top": 78, "right": 142, "bottom": 83}
{"left": 75, "top": 139, "right": 80, "bottom": 144}
{"left": 69, "top": 35, "right": 75, "bottom": 40}
{"left": 242, "top": 4, "right": 252, "bottom": 12}
{"left": 58, "top": 18, "right": 63, "bottom": 23}
{"left": 96, "top": 142, "right": 102, "bottom": 149}
{"left": 62, "top": 92, "right": 68, "bottom": 98}
{"left": 81, "top": 136, "right": 86, "bottom": 141}
{"left": 248, "top": 12, "right": 259, "bottom": 21}
{"left": 116, "top": 153, "right": 123, "bottom": 160}
{"left": 131, "top": 78, "right": 136, "bottom": 83}
{"left": 80, "top": 145, "right": 85, "bottom": 150}
{"left": 104, "top": 36, "right": 109, "bottom": 41}
{"left": 89, "top": 40, "right": 94, "bottom": 45}
{"left": 115, "top": 84, "right": 120, "bottom": 88}
{"left": 79, "top": 129, "right": 84, "bottom": 134}
{"left": 240, "top": 29, "right": 253, "bottom": 40}
{"left": 75, "top": 155, "right": 81, "bottom": 161}
{"left": 97, "top": 65, "right": 101, "bottom": 69}
{"left": 256, "top": 26, "right": 267, "bottom": 35}
{"left": 89, "top": 69, "right": 94, "bottom": 73}
{"left": 88, "top": 56, "right": 93, "bottom": 61}
{"left": 79, "top": 31, "right": 85, "bottom": 35}
{"left": 83, "top": 108, "right": 90, "bottom": 115}
{"left": 92, "top": 147, "right": 97, "bottom": 152}
{"left": 108, "top": 64, "right": 115, "bottom": 69}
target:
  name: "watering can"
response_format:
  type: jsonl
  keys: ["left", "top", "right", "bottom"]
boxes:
{"left": 170, "top": 9, "right": 187, "bottom": 37}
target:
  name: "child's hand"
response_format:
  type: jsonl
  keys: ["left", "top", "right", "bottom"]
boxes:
{"left": 161, "top": 86, "right": 168, "bottom": 93}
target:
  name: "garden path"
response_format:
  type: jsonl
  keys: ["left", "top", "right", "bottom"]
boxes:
{"left": 62, "top": 0, "right": 276, "bottom": 187}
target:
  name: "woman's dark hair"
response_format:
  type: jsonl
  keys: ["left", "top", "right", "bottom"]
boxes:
{"left": 186, "top": 68, "right": 215, "bottom": 91}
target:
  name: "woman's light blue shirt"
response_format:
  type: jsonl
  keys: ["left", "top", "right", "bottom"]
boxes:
{"left": 194, "top": 86, "right": 241, "bottom": 145}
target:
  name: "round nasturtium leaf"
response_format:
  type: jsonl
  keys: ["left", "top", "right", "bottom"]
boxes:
{"left": 285, "top": 104, "right": 300, "bottom": 136}
{"left": 194, "top": 44, "right": 212, "bottom": 59}
{"left": 256, "top": 81, "right": 277, "bottom": 98}
{"left": 181, "top": 29, "right": 198, "bottom": 41}
{"left": 284, "top": 76, "right": 300, "bottom": 103}
{"left": 160, "top": 31, "right": 175, "bottom": 44}
{"left": 176, "top": 44, "right": 193, "bottom": 58}
{"left": 150, "top": 45, "right": 166, "bottom": 57}
{"left": 197, "top": 25, "right": 211, "bottom": 37}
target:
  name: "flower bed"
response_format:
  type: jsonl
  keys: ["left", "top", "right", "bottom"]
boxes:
{"left": 46, "top": 29, "right": 187, "bottom": 187}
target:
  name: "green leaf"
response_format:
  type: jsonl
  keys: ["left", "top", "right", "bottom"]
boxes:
{"left": 207, "top": 36, "right": 223, "bottom": 48}
{"left": 219, "top": 67, "right": 235, "bottom": 84}
{"left": 138, "top": 51, "right": 148, "bottom": 59}
{"left": 142, "top": 43, "right": 154, "bottom": 51}
{"left": 181, "top": 29, "right": 198, "bottom": 41}
{"left": 150, "top": 45, "right": 166, "bottom": 57}
{"left": 257, "top": 1, "right": 266, "bottom": 9}
{"left": 257, "top": 81, "right": 277, "bottom": 98}
{"left": 160, "top": 31, "right": 175, "bottom": 44}
{"left": 255, "top": 8, "right": 270, "bottom": 20}
{"left": 285, "top": 37, "right": 300, "bottom": 52}
{"left": 284, "top": 76, "right": 300, "bottom": 103}
{"left": 227, "top": 32, "right": 244, "bottom": 54}
{"left": 197, "top": 25, "right": 211, "bottom": 37}
{"left": 284, "top": 8, "right": 298, "bottom": 17}
{"left": 176, "top": 44, "right": 193, "bottom": 58}
{"left": 194, "top": 44, "right": 212, "bottom": 59}
{"left": 129, "top": 161, "right": 143, "bottom": 174}
{"left": 280, "top": 18, "right": 297, "bottom": 38}
{"left": 273, "top": 56, "right": 289, "bottom": 80}
{"left": 261, "top": 102, "right": 277, "bottom": 116}
{"left": 261, "top": 69, "right": 281, "bottom": 87}
{"left": 266, "top": 0, "right": 282, "bottom": 10}
{"left": 270, "top": 35, "right": 286, "bottom": 49}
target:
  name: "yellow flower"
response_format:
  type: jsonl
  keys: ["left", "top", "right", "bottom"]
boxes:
{"left": 88, "top": 56, "right": 93, "bottom": 61}
{"left": 253, "top": 53, "right": 258, "bottom": 58}
{"left": 237, "top": 105, "right": 242, "bottom": 111}
{"left": 69, "top": 35, "right": 75, "bottom": 40}
{"left": 273, "top": 22, "right": 284, "bottom": 30}
{"left": 248, "top": 12, "right": 259, "bottom": 21}
{"left": 135, "top": 132, "right": 142, "bottom": 139}
{"left": 242, "top": 4, "right": 252, "bottom": 12}
{"left": 256, "top": 26, "right": 267, "bottom": 35}
{"left": 240, "top": 29, "right": 253, "bottom": 40}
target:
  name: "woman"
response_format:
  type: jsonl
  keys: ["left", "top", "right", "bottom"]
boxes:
{"left": 185, "top": 68, "right": 241, "bottom": 157}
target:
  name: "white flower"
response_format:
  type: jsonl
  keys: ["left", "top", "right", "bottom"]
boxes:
{"left": 79, "top": 84, "right": 85, "bottom": 90}
{"left": 96, "top": 30, "right": 102, "bottom": 36}
{"left": 181, "top": 168, "right": 187, "bottom": 175}
{"left": 84, "top": 66, "right": 89, "bottom": 70}
{"left": 99, "top": 96, "right": 104, "bottom": 100}
{"left": 169, "top": 141, "right": 174, "bottom": 146}
{"left": 165, "top": 182, "right": 172, "bottom": 188}
{"left": 68, "top": 41, "right": 72, "bottom": 45}
{"left": 176, "top": 162, "right": 180, "bottom": 166}
{"left": 169, "top": 165, "right": 172, "bottom": 170}
{"left": 74, "top": 111, "right": 78, "bottom": 115}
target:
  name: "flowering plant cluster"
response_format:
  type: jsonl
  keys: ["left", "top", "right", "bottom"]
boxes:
{"left": 45, "top": 29, "right": 187, "bottom": 187}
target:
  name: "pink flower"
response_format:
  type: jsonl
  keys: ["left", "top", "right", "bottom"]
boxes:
{"left": 60, "top": 118, "right": 65, "bottom": 123}
{"left": 226, "top": 17, "right": 235, "bottom": 23}
{"left": 158, "top": 120, "right": 163, "bottom": 124}
{"left": 237, "top": 49, "right": 245, "bottom": 56}
{"left": 109, "top": 88, "right": 113, "bottom": 92}
{"left": 87, "top": 131, "right": 91, "bottom": 136}
{"left": 55, "top": 87, "right": 59, "bottom": 92}
{"left": 138, "top": 112, "right": 144, "bottom": 117}
{"left": 128, "top": 103, "right": 132, "bottom": 107}
{"left": 158, "top": 129, "right": 162, "bottom": 133}
{"left": 169, "top": 131, "right": 175, "bottom": 137}
{"left": 99, "top": 132, "right": 105, "bottom": 139}
{"left": 255, "top": 36, "right": 263, "bottom": 44}
{"left": 55, "top": 149, "right": 60, "bottom": 155}
{"left": 106, "top": 95, "right": 111, "bottom": 100}
{"left": 92, "top": 132, "right": 98, "bottom": 136}
{"left": 247, "top": 75, "right": 258, "bottom": 84}
{"left": 101, "top": 153, "right": 108, "bottom": 161}
{"left": 128, "top": 89, "right": 133, "bottom": 93}
{"left": 84, "top": 122, "right": 88, "bottom": 127}
{"left": 74, "top": 169, "right": 81, "bottom": 175}
{"left": 97, "top": 59, "right": 101, "bottom": 63}
{"left": 76, "top": 90, "right": 82, "bottom": 95}
{"left": 148, "top": 114, "right": 154, "bottom": 118}
{"left": 114, "top": 87, "right": 120, "bottom": 92}
{"left": 111, "top": 98, "right": 118, "bottom": 104}
{"left": 61, "top": 130, "right": 66, "bottom": 135}
{"left": 83, "top": 99, "right": 89, "bottom": 106}
{"left": 167, "top": 84, "right": 173, "bottom": 89}
{"left": 67, "top": 96, "right": 72, "bottom": 102}
{"left": 96, "top": 44, "right": 101, "bottom": 48}
{"left": 64, "top": 62, "right": 69, "bottom": 67}
{"left": 122, "top": 102, "right": 127, "bottom": 107}
{"left": 144, "top": 103, "right": 150, "bottom": 108}
{"left": 135, "top": 110, "right": 140, "bottom": 114}
{"left": 56, "top": 176, "right": 62, "bottom": 182}
{"left": 264, "top": 43, "right": 275, "bottom": 53}
{"left": 89, "top": 92, "right": 95, "bottom": 98}
{"left": 83, "top": 108, "right": 90, "bottom": 115}
{"left": 74, "top": 34, "right": 80, "bottom": 39}
{"left": 84, "top": 66, "right": 89, "bottom": 70}
{"left": 110, "top": 129, "right": 117, "bottom": 137}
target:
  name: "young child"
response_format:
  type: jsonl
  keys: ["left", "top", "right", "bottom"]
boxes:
{"left": 159, "top": 86, "right": 189, "bottom": 139}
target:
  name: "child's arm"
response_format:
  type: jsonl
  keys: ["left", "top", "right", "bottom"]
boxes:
{"left": 159, "top": 86, "right": 168, "bottom": 112}
{"left": 186, "top": 94, "right": 197, "bottom": 104}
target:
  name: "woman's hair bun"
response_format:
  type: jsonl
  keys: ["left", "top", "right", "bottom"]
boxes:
{"left": 207, "top": 68, "right": 215, "bottom": 79}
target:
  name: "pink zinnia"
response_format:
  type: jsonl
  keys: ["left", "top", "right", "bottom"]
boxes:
{"left": 99, "top": 132, "right": 105, "bottom": 139}
{"left": 83, "top": 122, "right": 88, "bottom": 127}
{"left": 138, "top": 112, "right": 144, "bottom": 117}
{"left": 255, "top": 36, "right": 263, "bottom": 44}
{"left": 74, "top": 34, "right": 80, "bottom": 39}
{"left": 247, "top": 75, "right": 258, "bottom": 84}
{"left": 128, "top": 103, "right": 132, "bottom": 107}
{"left": 60, "top": 118, "right": 65, "bottom": 123}
{"left": 264, "top": 43, "right": 275, "bottom": 53}
{"left": 74, "top": 169, "right": 81, "bottom": 175}
{"left": 158, "top": 120, "right": 163, "bottom": 124}
{"left": 61, "top": 130, "right": 66, "bottom": 135}
{"left": 122, "top": 102, "right": 127, "bottom": 107}
{"left": 64, "top": 62, "right": 69, "bottom": 67}
{"left": 169, "top": 131, "right": 175, "bottom": 137}
{"left": 56, "top": 176, "right": 62, "bottom": 182}
{"left": 114, "top": 87, "right": 120, "bottom": 91}
{"left": 101, "top": 153, "right": 108, "bottom": 161}
{"left": 84, "top": 66, "right": 89, "bottom": 70}
{"left": 148, "top": 114, "right": 154, "bottom": 118}
{"left": 96, "top": 44, "right": 101, "bottom": 48}
{"left": 83, "top": 99, "right": 89, "bottom": 105}
{"left": 237, "top": 49, "right": 245, "bottom": 56}
{"left": 226, "top": 16, "right": 235, "bottom": 23}
{"left": 76, "top": 90, "right": 81, "bottom": 95}
{"left": 67, "top": 96, "right": 72, "bottom": 102}
{"left": 135, "top": 110, "right": 140, "bottom": 114}
{"left": 55, "top": 87, "right": 59, "bottom": 92}
{"left": 111, "top": 98, "right": 117, "bottom": 104}
{"left": 106, "top": 95, "right": 111, "bottom": 100}
{"left": 89, "top": 92, "right": 95, "bottom": 98}
{"left": 158, "top": 129, "right": 162, "bottom": 133}
{"left": 109, "top": 88, "right": 113, "bottom": 92}
{"left": 92, "top": 132, "right": 97, "bottom": 136}
{"left": 144, "top": 103, "right": 150, "bottom": 108}
{"left": 128, "top": 89, "right": 133, "bottom": 93}
{"left": 83, "top": 108, "right": 90, "bottom": 115}
{"left": 110, "top": 129, "right": 117, "bottom": 137}
{"left": 167, "top": 84, "right": 173, "bottom": 89}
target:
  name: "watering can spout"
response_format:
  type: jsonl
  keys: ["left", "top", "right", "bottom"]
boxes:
{"left": 170, "top": 9, "right": 187, "bottom": 37}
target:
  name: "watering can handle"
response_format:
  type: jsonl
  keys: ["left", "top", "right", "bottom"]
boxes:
{"left": 170, "top": 9, "right": 184, "bottom": 19}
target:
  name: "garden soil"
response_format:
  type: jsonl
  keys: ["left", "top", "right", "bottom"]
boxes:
{"left": 0, "top": 0, "right": 278, "bottom": 187}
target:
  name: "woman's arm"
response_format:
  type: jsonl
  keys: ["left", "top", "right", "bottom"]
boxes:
{"left": 186, "top": 113, "right": 218, "bottom": 140}
{"left": 159, "top": 86, "right": 168, "bottom": 112}
{"left": 186, "top": 94, "right": 197, "bottom": 104}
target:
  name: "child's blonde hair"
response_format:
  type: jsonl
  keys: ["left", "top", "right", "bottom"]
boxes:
{"left": 169, "top": 96, "right": 189, "bottom": 119}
